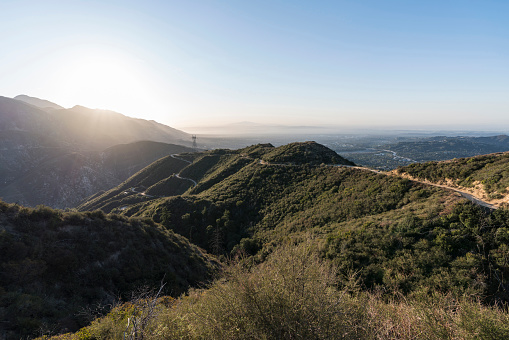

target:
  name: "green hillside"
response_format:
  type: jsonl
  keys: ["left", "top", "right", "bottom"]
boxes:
{"left": 10, "top": 142, "right": 509, "bottom": 339}
{"left": 0, "top": 201, "right": 218, "bottom": 339}
{"left": 78, "top": 141, "right": 354, "bottom": 213}
{"left": 396, "top": 152, "right": 509, "bottom": 205}
{"left": 81, "top": 142, "right": 509, "bottom": 305}
{"left": 53, "top": 244, "right": 509, "bottom": 340}
{"left": 260, "top": 140, "right": 355, "bottom": 165}
{"left": 125, "top": 163, "right": 509, "bottom": 303}
{"left": 76, "top": 154, "right": 193, "bottom": 212}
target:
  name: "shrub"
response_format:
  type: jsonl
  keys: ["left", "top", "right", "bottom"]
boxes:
{"left": 169, "top": 243, "right": 366, "bottom": 339}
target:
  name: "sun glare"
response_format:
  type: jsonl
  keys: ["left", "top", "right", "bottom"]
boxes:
{"left": 49, "top": 49, "right": 165, "bottom": 119}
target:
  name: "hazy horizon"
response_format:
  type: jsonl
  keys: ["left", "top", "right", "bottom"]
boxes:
{"left": 7, "top": 93, "right": 509, "bottom": 136}
{"left": 1, "top": 1, "right": 508, "bottom": 130}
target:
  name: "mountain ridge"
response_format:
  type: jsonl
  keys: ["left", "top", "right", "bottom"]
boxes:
{"left": 0, "top": 95, "right": 193, "bottom": 208}
{"left": 77, "top": 141, "right": 355, "bottom": 213}
{"left": 14, "top": 94, "right": 64, "bottom": 111}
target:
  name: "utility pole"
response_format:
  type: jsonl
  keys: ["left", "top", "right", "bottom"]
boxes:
{"left": 192, "top": 135, "right": 197, "bottom": 151}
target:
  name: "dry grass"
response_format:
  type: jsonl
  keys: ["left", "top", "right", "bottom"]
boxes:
{"left": 44, "top": 244, "right": 509, "bottom": 340}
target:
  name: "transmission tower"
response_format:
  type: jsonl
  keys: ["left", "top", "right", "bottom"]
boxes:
{"left": 192, "top": 135, "right": 197, "bottom": 151}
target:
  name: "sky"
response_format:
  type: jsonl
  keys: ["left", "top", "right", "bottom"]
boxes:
{"left": 0, "top": 0, "right": 508, "bottom": 131}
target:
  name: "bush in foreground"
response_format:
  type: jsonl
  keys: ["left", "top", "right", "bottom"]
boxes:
{"left": 47, "top": 243, "right": 509, "bottom": 340}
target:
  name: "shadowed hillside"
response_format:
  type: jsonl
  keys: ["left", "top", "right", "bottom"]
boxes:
{"left": 7, "top": 96, "right": 189, "bottom": 150}
{"left": 0, "top": 200, "right": 218, "bottom": 339}
{"left": 0, "top": 96, "right": 193, "bottom": 208}
{"left": 0, "top": 140, "right": 194, "bottom": 208}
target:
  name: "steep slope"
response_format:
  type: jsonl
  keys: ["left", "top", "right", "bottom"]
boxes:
{"left": 100, "top": 141, "right": 193, "bottom": 183}
{"left": 0, "top": 95, "right": 194, "bottom": 208}
{"left": 2, "top": 96, "right": 189, "bottom": 150}
{"left": 77, "top": 142, "right": 352, "bottom": 213}
{"left": 1, "top": 152, "right": 118, "bottom": 208}
{"left": 0, "top": 200, "right": 218, "bottom": 339}
{"left": 0, "top": 141, "right": 194, "bottom": 209}
{"left": 395, "top": 152, "right": 509, "bottom": 207}
{"left": 77, "top": 153, "right": 193, "bottom": 212}
{"left": 0, "top": 130, "right": 64, "bottom": 183}
{"left": 0, "top": 96, "right": 57, "bottom": 133}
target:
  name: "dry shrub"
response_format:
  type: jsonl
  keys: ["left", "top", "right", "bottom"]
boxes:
{"left": 165, "top": 243, "right": 365, "bottom": 339}
{"left": 45, "top": 244, "right": 509, "bottom": 340}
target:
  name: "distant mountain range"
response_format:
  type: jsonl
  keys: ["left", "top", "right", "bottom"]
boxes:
{"left": 0, "top": 95, "right": 193, "bottom": 208}
{"left": 4, "top": 95, "right": 189, "bottom": 149}
{"left": 14, "top": 94, "right": 65, "bottom": 110}
{"left": 181, "top": 121, "right": 334, "bottom": 135}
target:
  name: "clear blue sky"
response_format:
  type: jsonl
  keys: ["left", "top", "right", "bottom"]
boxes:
{"left": 1, "top": 0, "right": 508, "bottom": 130}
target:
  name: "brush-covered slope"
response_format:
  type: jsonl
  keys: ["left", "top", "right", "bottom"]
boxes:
{"left": 395, "top": 152, "right": 509, "bottom": 207}
{"left": 77, "top": 142, "right": 353, "bottom": 213}
{"left": 56, "top": 243, "right": 509, "bottom": 340}
{"left": 128, "top": 170, "right": 509, "bottom": 306}
{"left": 80, "top": 142, "right": 509, "bottom": 307}
{"left": 0, "top": 200, "right": 218, "bottom": 339}
{"left": 99, "top": 141, "right": 193, "bottom": 182}
{"left": 260, "top": 141, "right": 355, "bottom": 165}
{"left": 77, "top": 154, "right": 194, "bottom": 212}
{"left": 14, "top": 142, "right": 509, "bottom": 339}
{"left": 0, "top": 140, "right": 194, "bottom": 209}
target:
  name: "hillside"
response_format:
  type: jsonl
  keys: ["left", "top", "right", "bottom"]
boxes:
{"left": 49, "top": 105, "right": 189, "bottom": 150}
{"left": 3, "top": 96, "right": 189, "bottom": 150}
{"left": 0, "top": 140, "right": 194, "bottom": 208}
{"left": 77, "top": 142, "right": 354, "bottom": 213}
{"left": 0, "top": 200, "right": 218, "bottom": 339}
{"left": 395, "top": 152, "right": 509, "bottom": 208}
{"left": 0, "top": 95, "right": 194, "bottom": 208}
{"left": 77, "top": 153, "right": 193, "bottom": 212}
{"left": 78, "top": 142, "right": 509, "bottom": 304}
{"left": 53, "top": 143, "right": 509, "bottom": 339}
{"left": 5, "top": 143, "right": 509, "bottom": 338}
{"left": 260, "top": 141, "right": 355, "bottom": 165}
{"left": 125, "top": 159, "right": 509, "bottom": 307}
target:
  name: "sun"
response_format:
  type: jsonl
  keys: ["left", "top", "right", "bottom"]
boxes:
{"left": 48, "top": 47, "right": 165, "bottom": 118}
{"left": 71, "top": 55, "right": 136, "bottom": 95}
{"left": 57, "top": 52, "right": 142, "bottom": 105}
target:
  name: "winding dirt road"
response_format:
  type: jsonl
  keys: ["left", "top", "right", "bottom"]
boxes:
{"left": 333, "top": 164, "right": 498, "bottom": 209}
{"left": 390, "top": 171, "right": 498, "bottom": 210}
